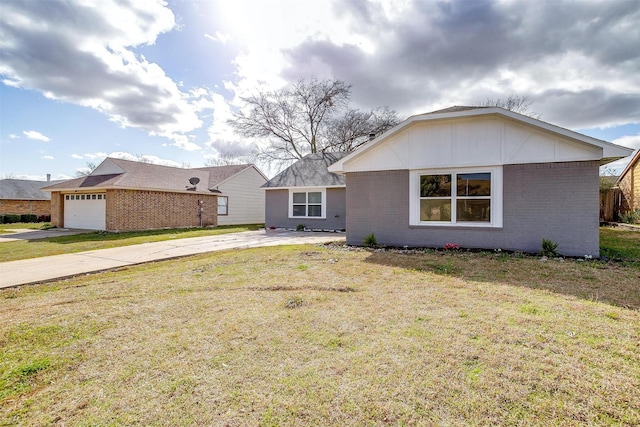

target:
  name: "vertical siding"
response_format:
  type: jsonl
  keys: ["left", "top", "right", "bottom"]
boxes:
{"left": 265, "top": 188, "right": 346, "bottom": 230}
{"left": 346, "top": 161, "right": 600, "bottom": 256}
{"left": 217, "top": 167, "right": 266, "bottom": 225}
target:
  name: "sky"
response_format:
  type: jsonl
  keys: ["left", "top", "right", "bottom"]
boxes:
{"left": 1, "top": 0, "right": 639, "bottom": 180}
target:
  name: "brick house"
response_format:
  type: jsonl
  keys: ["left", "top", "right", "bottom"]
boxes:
{"left": 0, "top": 177, "right": 62, "bottom": 217}
{"left": 616, "top": 149, "right": 640, "bottom": 212}
{"left": 43, "top": 158, "right": 266, "bottom": 231}
{"left": 328, "top": 106, "right": 633, "bottom": 257}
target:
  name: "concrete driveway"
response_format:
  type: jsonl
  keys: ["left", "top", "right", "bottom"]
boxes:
{"left": 0, "top": 229, "right": 345, "bottom": 289}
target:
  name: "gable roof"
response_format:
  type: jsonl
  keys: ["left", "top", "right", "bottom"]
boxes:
{"left": 329, "top": 106, "right": 634, "bottom": 174}
{"left": 0, "top": 179, "right": 64, "bottom": 200}
{"left": 616, "top": 149, "right": 640, "bottom": 185}
{"left": 43, "top": 158, "right": 263, "bottom": 194}
{"left": 193, "top": 164, "right": 267, "bottom": 189}
{"left": 262, "top": 152, "right": 350, "bottom": 188}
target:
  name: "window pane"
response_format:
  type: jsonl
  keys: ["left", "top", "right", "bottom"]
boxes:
{"left": 292, "top": 205, "right": 306, "bottom": 216}
{"left": 308, "top": 205, "right": 322, "bottom": 217}
{"left": 457, "top": 199, "right": 491, "bottom": 222}
{"left": 308, "top": 192, "right": 322, "bottom": 204}
{"left": 420, "top": 199, "right": 451, "bottom": 221}
{"left": 292, "top": 193, "right": 306, "bottom": 203}
{"left": 92, "top": 194, "right": 97, "bottom": 199}
{"left": 457, "top": 173, "right": 491, "bottom": 196}
{"left": 219, "top": 196, "right": 228, "bottom": 206}
{"left": 420, "top": 175, "right": 451, "bottom": 197}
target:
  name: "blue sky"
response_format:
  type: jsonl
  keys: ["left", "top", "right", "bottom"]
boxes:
{"left": 1, "top": 0, "right": 639, "bottom": 180}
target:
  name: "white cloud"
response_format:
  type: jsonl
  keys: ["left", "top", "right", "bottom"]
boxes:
{"left": 8, "top": 133, "right": 19, "bottom": 139}
{"left": 23, "top": 130, "right": 50, "bottom": 141}
{"left": 70, "top": 154, "right": 84, "bottom": 159}
{"left": 41, "top": 155, "right": 54, "bottom": 160}
{"left": 204, "top": 31, "right": 231, "bottom": 44}
{"left": 612, "top": 134, "right": 640, "bottom": 151}
{"left": 0, "top": 0, "right": 204, "bottom": 150}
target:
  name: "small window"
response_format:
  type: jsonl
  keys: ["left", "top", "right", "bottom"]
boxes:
{"left": 92, "top": 194, "right": 97, "bottom": 200}
{"left": 97, "top": 194, "right": 102, "bottom": 200}
{"left": 81, "top": 195, "right": 86, "bottom": 200}
{"left": 218, "top": 196, "right": 228, "bottom": 216}
{"left": 65, "top": 195, "right": 69, "bottom": 200}
{"left": 75, "top": 195, "right": 80, "bottom": 200}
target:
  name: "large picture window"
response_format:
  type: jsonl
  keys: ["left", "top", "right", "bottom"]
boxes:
{"left": 289, "top": 189, "right": 325, "bottom": 218}
{"left": 411, "top": 167, "right": 502, "bottom": 227}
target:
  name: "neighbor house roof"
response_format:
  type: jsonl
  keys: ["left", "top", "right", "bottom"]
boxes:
{"left": 329, "top": 106, "right": 634, "bottom": 173}
{"left": 616, "top": 149, "right": 640, "bottom": 185}
{"left": 0, "top": 179, "right": 63, "bottom": 200}
{"left": 194, "top": 164, "right": 267, "bottom": 190}
{"left": 43, "top": 158, "right": 262, "bottom": 195}
{"left": 262, "top": 152, "right": 350, "bottom": 188}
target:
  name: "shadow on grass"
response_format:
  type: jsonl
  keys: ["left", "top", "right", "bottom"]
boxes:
{"left": 363, "top": 249, "right": 640, "bottom": 310}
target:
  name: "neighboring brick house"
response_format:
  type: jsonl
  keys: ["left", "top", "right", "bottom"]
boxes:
{"left": 616, "top": 149, "right": 640, "bottom": 212}
{"left": 262, "top": 152, "right": 349, "bottom": 231}
{"left": 0, "top": 177, "right": 62, "bottom": 217}
{"left": 42, "top": 158, "right": 267, "bottom": 231}
{"left": 328, "top": 106, "right": 633, "bottom": 257}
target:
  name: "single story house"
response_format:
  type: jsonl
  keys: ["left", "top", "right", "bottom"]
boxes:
{"left": 262, "top": 152, "right": 349, "bottom": 230}
{"left": 616, "top": 149, "right": 640, "bottom": 212}
{"left": 194, "top": 164, "right": 267, "bottom": 226}
{"left": 328, "top": 106, "right": 633, "bottom": 257}
{"left": 0, "top": 176, "right": 62, "bottom": 217}
{"left": 43, "top": 158, "right": 266, "bottom": 231}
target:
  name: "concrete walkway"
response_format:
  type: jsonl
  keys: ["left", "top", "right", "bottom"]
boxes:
{"left": 0, "top": 230, "right": 345, "bottom": 289}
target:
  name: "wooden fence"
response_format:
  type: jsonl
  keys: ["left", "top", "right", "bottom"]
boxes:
{"left": 599, "top": 189, "right": 625, "bottom": 222}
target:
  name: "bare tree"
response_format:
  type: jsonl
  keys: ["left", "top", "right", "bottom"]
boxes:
{"left": 230, "top": 78, "right": 399, "bottom": 167}
{"left": 204, "top": 150, "right": 256, "bottom": 166}
{"left": 479, "top": 94, "right": 541, "bottom": 119}
{"left": 75, "top": 161, "right": 98, "bottom": 177}
{"left": 324, "top": 107, "right": 401, "bottom": 152}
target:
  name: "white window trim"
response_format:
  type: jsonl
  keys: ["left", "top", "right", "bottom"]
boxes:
{"left": 218, "top": 196, "right": 228, "bottom": 216}
{"left": 288, "top": 188, "right": 326, "bottom": 219}
{"left": 409, "top": 166, "right": 503, "bottom": 227}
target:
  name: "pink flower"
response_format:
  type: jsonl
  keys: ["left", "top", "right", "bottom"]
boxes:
{"left": 444, "top": 243, "right": 460, "bottom": 250}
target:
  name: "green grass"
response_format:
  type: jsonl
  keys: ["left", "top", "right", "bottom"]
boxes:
{"left": 1, "top": 244, "right": 639, "bottom": 425}
{"left": 600, "top": 226, "right": 640, "bottom": 262}
{"left": 0, "top": 222, "right": 51, "bottom": 232}
{"left": 0, "top": 224, "right": 263, "bottom": 262}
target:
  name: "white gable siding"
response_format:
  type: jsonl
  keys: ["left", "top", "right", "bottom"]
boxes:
{"left": 217, "top": 167, "right": 266, "bottom": 225}
{"left": 341, "top": 117, "right": 604, "bottom": 172}
{"left": 91, "top": 158, "right": 125, "bottom": 175}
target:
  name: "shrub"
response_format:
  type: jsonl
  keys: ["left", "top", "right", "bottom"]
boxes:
{"left": 619, "top": 210, "right": 640, "bottom": 224}
{"left": 37, "top": 215, "right": 51, "bottom": 222}
{"left": 364, "top": 233, "right": 377, "bottom": 247}
{"left": 3, "top": 214, "right": 20, "bottom": 224}
{"left": 541, "top": 238, "right": 559, "bottom": 257}
{"left": 296, "top": 224, "right": 305, "bottom": 231}
{"left": 20, "top": 214, "right": 38, "bottom": 223}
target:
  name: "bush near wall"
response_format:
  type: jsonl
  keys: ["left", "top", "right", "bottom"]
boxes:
{"left": 38, "top": 215, "right": 51, "bottom": 222}
{"left": 20, "top": 214, "right": 38, "bottom": 223}
{"left": 2, "top": 214, "right": 21, "bottom": 224}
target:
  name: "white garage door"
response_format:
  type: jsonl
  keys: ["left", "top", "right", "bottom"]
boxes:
{"left": 64, "top": 193, "right": 106, "bottom": 230}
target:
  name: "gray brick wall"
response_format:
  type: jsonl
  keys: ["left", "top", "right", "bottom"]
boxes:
{"left": 265, "top": 188, "right": 346, "bottom": 230}
{"left": 346, "top": 161, "right": 600, "bottom": 256}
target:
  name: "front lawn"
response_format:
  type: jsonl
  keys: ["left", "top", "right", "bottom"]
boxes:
{"left": 1, "top": 244, "right": 638, "bottom": 425}
{"left": 600, "top": 226, "right": 640, "bottom": 261}
{"left": 0, "top": 224, "right": 263, "bottom": 262}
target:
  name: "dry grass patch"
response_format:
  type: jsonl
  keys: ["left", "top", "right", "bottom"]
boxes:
{"left": 1, "top": 245, "right": 639, "bottom": 426}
